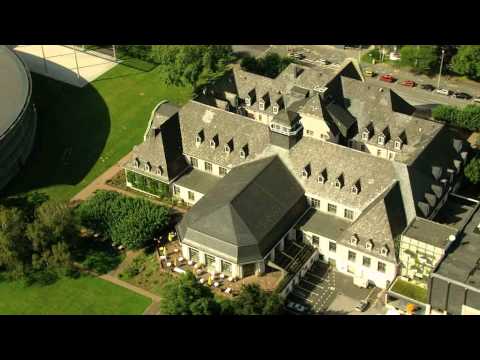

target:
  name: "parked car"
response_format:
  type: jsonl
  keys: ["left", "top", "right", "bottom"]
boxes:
{"left": 354, "top": 299, "right": 369, "bottom": 312}
{"left": 364, "top": 68, "right": 376, "bottom": 77}
{"left": 436, "top": 88, "right": 451, "bottom": 96}
{"left": 474, "top": 97, "right": 480, "bottom": 104}
{"left": 420, "top": 84, "right": 435, "bottom": 91}
{"left": 399, "top": 80, "right": 416, "bottom": 87}
{"left": 379, "top": 74, "right": 395, "bottom": 83}
{"left": 317, "top": 58, "right": 330, "bottom": 65}
{"left": 453, "top": 92, "right": 472, "bottom": 100}
{"left": 286, "top": 301, "right": 307, "bottom": 313}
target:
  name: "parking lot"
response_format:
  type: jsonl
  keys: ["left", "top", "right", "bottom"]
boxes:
{"left": 286, "top": 261, "right": 386, "bottom": 315}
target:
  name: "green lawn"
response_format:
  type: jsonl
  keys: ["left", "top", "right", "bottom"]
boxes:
{"left": 2, "top": 62, "right": 193, "bottom": 201}
{"left": 390, "top": 279, "right": 428, "bottom": 304}
{"left": 0, "top": 275, "right": 151, "bottom": 315}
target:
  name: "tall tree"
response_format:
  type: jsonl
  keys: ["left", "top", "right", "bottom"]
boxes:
{"left": 0, "top": 206, "right": 31, "bottom": 276}
{"left": 159, "top": 271, "right": 220, "bottom": 315}
{"left": 400, "top": 45, "right": 439, "bottom": 74}
{"left": 465, "top": 156, "right": 480, "bottom": 184}
{"left": 451, "top": 45, "right": 480, "bottom": 80}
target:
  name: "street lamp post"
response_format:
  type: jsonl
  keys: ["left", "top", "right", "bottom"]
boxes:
{"left": 437, "top": 49, "right": 445, "bottom": 89}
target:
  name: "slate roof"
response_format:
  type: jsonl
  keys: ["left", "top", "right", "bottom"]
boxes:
{"left": 403, "top": 217, "right": 457, "bottom": 249}
{"left": 286, "top": 137, "right": 398, "bottom": 210}
{"left": 336, "top": 182, "right": 408, "bottom": 263}
{"left": 179, "top": 100, "right": 270, "bottom": 168}
{"left": 177, "top": 155, "right": 308, "bottom": 264}
{"left": 340, "top": 77, "right": 444, "bottom": 161}
{"left": 298, "top": 208, "right": 350, "bottom": 240}
{"left": 174, "top": 168, "right": 220, "bottom": 195}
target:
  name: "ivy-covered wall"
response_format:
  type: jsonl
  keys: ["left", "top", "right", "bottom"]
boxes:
{"left": 126, "top": 170, "right": 170, "bottom": 198}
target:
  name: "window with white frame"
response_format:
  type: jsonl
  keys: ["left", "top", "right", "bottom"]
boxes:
{"left": 362, "top": 130, "right": 369, "bottom": 141}
{"left": 362, "top": 256, "right": 371, "bottom": 268}
{"left": 221, "top": 260, "right": 232, "bottom": 275}
{"left": 144, "top": 162, "right": 151, "bottom": 172}
{"left": 329, "top": 241, "right": 336, "bottom": 253}
{"left": 312, "top": 235, "right": 319, "bottom": 246}
{"left": 366, "top": 240, "right": 373, "bottom": 251}
{"left": 344, "top": 209, "right": 354, "bottom": 220}
{"left": 378, "top": 261, "right": 386, "bottom": 273}
{"left": 377, "top": 134, "right": 385, "bottom": 145}
{"left": 204, "top": 162, "right": 213, "bottom": 173}
{"left": 328, "top": 203, "right": 337, "bottom": 214}
{"left": 381, "top": 246, "right": 389, "bottom": 256}
{"left": 219, "top": 167, "right": 228, "bottom": 176}
{"left": 311, "top": 198, "right": 320, "bottom": 209}
{"left": 348, "top": 250, "right": 356, "bottom": 262}
{"left": 188, "top": 191, "right": 195, "bottom": 201}
{"left": 190, "top": 157, "right": 198, "bottom": 168}
{"left": 273, "top": 105, "right": 279, "bottom": 114}
{"left": 189, "top": 247, "right": 199, "bottom": 262}
{"left": 394, "top": 140, "right": 402, "bottom": 150}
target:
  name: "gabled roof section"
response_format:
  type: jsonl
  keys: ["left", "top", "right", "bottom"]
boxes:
{"left": 326, "top": 102, "right": 357, "bottom": 138}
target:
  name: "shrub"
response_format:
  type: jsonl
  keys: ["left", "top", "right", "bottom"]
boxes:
{"left": 82, "top": 249, "right": 123, "bottom": 275}
{"left": 76, "top": 191, "right": 170, "bottom": 250}
{"left": 432, "top": 104, "right": 480, "bottom": 131}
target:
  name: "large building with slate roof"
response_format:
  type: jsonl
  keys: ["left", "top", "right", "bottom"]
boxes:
{"left": 123, "top": 60, "right": 469, "bottom": 287}
{"left": 428, "top": 204, "right": 480, "bottom": 315}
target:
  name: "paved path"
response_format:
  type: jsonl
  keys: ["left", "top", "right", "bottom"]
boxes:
{"left": 71, "top": 152, "right": 132, "bottom": 202}
{"left": 99, "top": 274, "right": 162, "bottom": 315}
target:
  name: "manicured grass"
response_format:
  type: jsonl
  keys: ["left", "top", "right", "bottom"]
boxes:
{"left": 2, "top": 62, "right": 193, "bottom": 201}
{"left": 0, "top": 275, "right": 151, "bottom": 315}
{"left": 391, "top": 279, "right": 428, "bottom": 304}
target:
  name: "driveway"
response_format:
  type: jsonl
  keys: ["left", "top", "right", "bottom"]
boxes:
{"left": 285, "top": 261, "right": 386, "bottom": 315}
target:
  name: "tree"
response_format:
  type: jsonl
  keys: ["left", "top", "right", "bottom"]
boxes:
{"left": 26, "top": 201, "right": 79, "bottom": 254}
{"left": 400, "top": 45, "right": 439, "bottom": 74}
{"left": 0, "top": 206, "right": 31, "bottom": 277}
{"left": 465, "top": 156, "right": 480, "bottom": 184}
{"left": 159, "top": 271, "right": 220, "bottom": 315}
{"left": 231, "top": 284, "right": 285, "bottom": 315}
{"left": 77, "top": 191, "right": 170, "bottom": 250}
{"left": 451, "top": 45, "right": 480, "bottom": 80}
{"left": 240, "top": 53, "right": 293, "bottom": 79}
{"left": 432, "top": 104, "right": 480, "bottom": 131}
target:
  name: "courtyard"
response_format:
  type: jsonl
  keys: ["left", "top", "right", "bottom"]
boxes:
{"left": 286, "top": 261, "right": 385, "bottom": 315}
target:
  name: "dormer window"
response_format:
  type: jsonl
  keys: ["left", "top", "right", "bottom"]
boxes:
{"left": 273, "top": 104, "right": 279, "bottom": 114}
{"left": 301, "top": 164, "right": 311, "bottom": 178}
{"left": 394, "top": 139, "right": 402, "bottom": 150}
{"left": 210, "top": 135, "right": 219, "bottom": 149}
{"left": 318, "top": 169, "right": 327, "bottom": 184}
{"left": 224, "top": 144, "right": 231, "bottom": 153}
{"left": 156, "top": 166, "right": 163, "bottom": 175}
{"left": 259, "top": 99, "right": 265, "bottom": 111}
{"left": 366, "top": 240, "right": 373, "bottom": 251}
{"left": 362, "top": 129, "right": 370, "bottom": 141}
{"left": 381, "top": 246, "right": 389, "bottom": 256}
{"left": 196, "top": 130, "right": 204, "bottom": 146}
{"left": 335, "top": 174, "right": 344, "bottom": 189}
{"left": 377, "top": 134, "right": 386, "bottom": 146}
{"left": 351, "top": 234, "right": 359, "bottom": 246}
{"left": 352, "top": 179, "right": 361, "bottom": 195}
{"left": 245, "top": 96, "right": 251, "bottom": 107}
{"left": 144, "top": 162, "right": 151, "bottom": 172}
{"left": 240, "top": 144, "right": 249, "bottom": 159}
{"left": 133, "top": 158, "right": 140, "bottom": 168}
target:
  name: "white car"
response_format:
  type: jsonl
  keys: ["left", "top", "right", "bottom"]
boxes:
{"left": 436, "top": 88, "right": 451, "bottom": 96}
{"left": 473, "top": 97, "right": 480, "bottom": 104}
{"left": 286, "top": 301, "right": 306, "bottom": 313}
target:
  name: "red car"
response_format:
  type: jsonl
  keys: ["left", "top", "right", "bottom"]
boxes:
{"left": 400, "top": 80, "right": 416, "bottom": 87}
{"left": 379, "top": 74, "right": 395, "bottom": 83}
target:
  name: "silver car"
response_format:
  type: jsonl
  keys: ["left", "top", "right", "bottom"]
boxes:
{"left": 436, "top": 88, "right": 451, "bottom": 96}
{"left": 286, "top": 301, "right": 307, "bottom": 313}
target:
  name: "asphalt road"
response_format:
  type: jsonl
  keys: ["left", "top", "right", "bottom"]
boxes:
{"left": 269, "top": 45, "right": 480, "bottom": 108}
